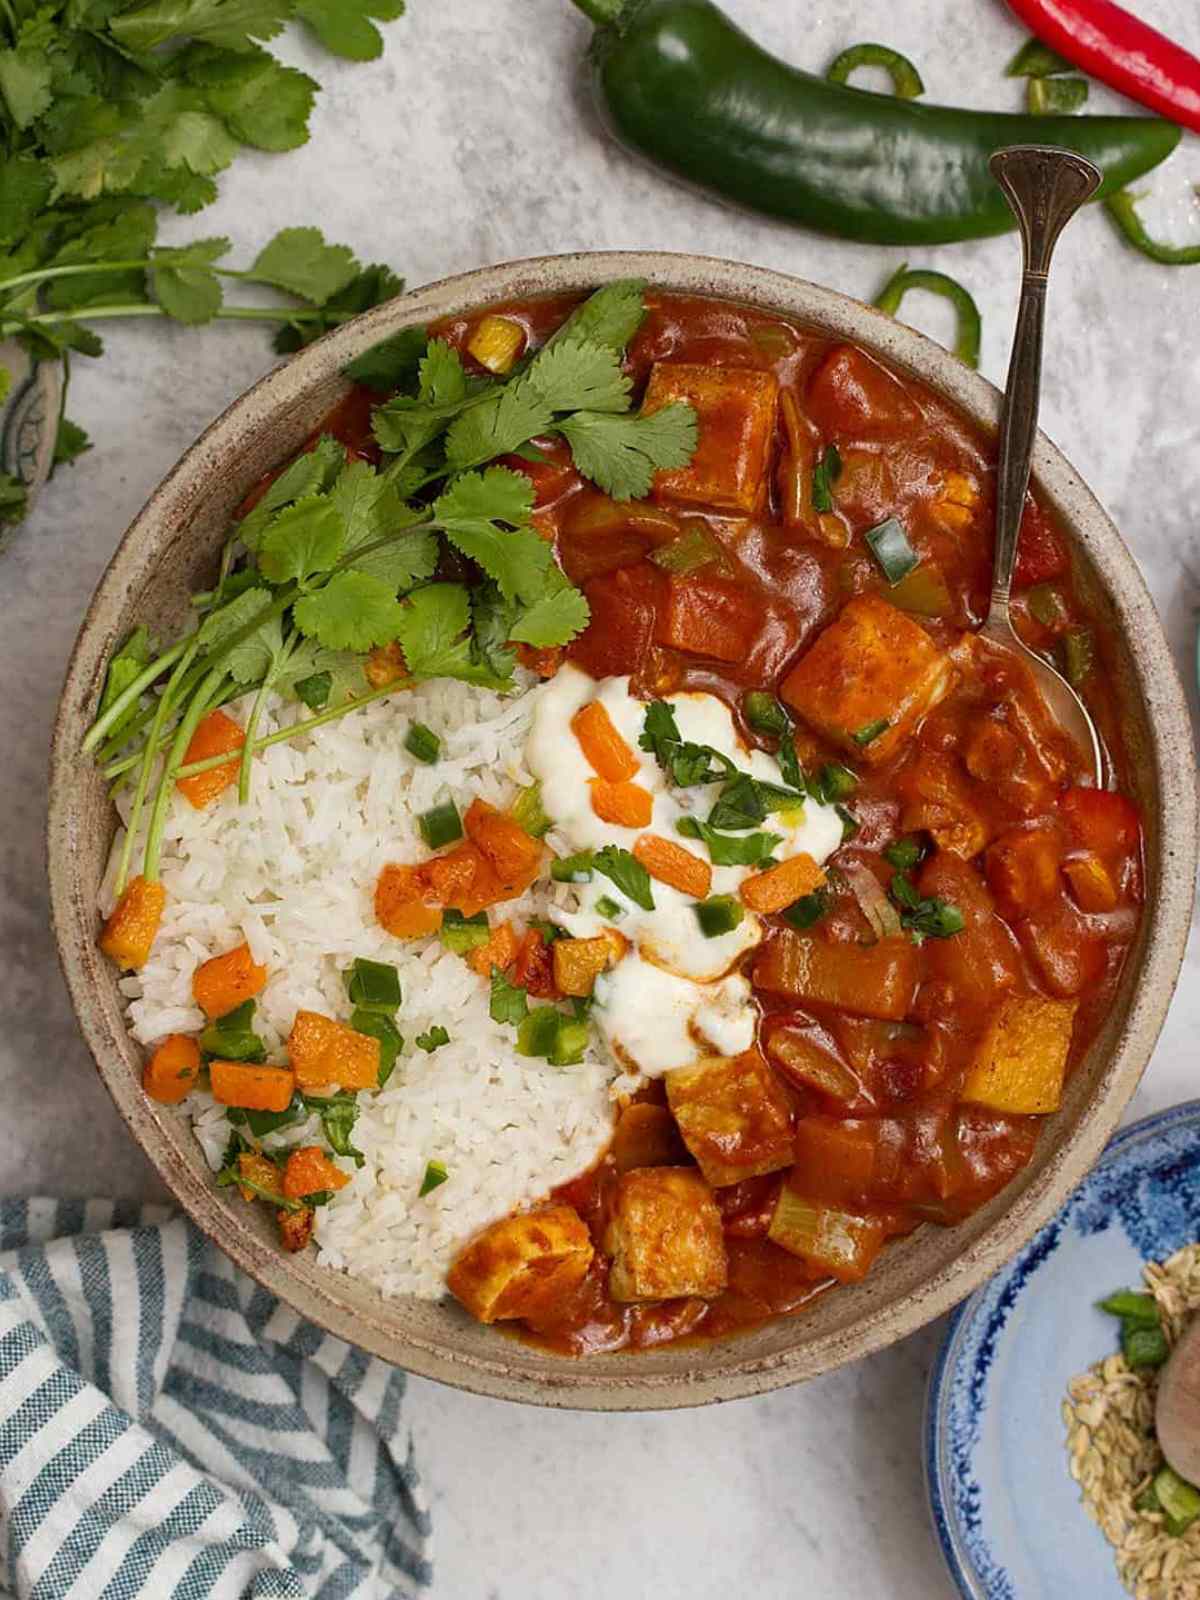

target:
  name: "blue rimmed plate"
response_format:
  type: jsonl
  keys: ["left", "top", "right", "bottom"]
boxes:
{"left": 925, "top": 1100, "right": 1200, "bottom": 1600}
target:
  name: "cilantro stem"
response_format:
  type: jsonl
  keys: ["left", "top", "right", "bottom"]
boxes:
{"left": 175, "top": 681, "right": 406, "bottom": 781}
{"left": 0, "top": 259, "right": 339, "bottom": 297}
{"left": 83, "top": 638, "right": 190, "bottom": 754}
{"left": 10, "top": 305, "right": 356, "bottom": 334}
{"left": 114, "top": 637, "right": 199, "bottom": 897}
{"left": 238, "top": 638, "right": 297, "bottom": 805}
{"left": 143, "top": 668, "right": 227, "bottom": 882}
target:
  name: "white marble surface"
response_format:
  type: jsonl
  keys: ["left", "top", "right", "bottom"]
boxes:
{"left": 3, "top": 1, "right": 1199, "bottom": 1594}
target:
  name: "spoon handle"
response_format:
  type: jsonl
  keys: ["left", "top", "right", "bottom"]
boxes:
{"left": 988, "top": 146, "right": 1101, "bottom": 622}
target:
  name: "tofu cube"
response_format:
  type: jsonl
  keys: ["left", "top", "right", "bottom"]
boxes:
{"left": 605, "top": 1168, "right": 728, "bottom": 1302}
{"left": 753, "top": 931, "right": 920, "bottom": 1022}
{"left": 642, "top": 362, "right": 778, "bottom": 513}
{"left": 447, "top": 1205, "right": 594, "bottom": 1324}
{"left": 666, "top": 1051, "right": 794, "bottom": 1187}
{"left": 961, "top": 995, "right": 1079, "bottom": 1114}
{"left": 780, "top": 594, "right": 953, "bottom": 766}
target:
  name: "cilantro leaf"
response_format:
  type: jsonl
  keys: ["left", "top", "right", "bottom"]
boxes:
{"left": 470, "top": 583, "right": 518, "bottom": 682}
{"left": 109, "top": 0, "right": 293, "bottom": 53}
{"left": 415, "top": 1024, "right": 450, "bottom": 1052}
{"left": 434, "top": 468, "right": 550, "bottom": 603}
{"left": 434, "top": 464, "right": 534, "bottom": 531}
{"left": 53, "top": 418, "right": 93, "bottom": 469}
{"left": 0, "top": 49, "right": 52, "bottom": 130}
{"left": 225, "top": 610, "right": 283, "bottom": 684}
{"left": 148, "top": 235, "right": 230, "bottom": 324}
{"left": 0, "top": 156, "right": 52, "bottom": 249}
{"left": 305, "top": 1091, "right": 364, "bottom": 1167}
{"left": 489, "top": 970, "right": 528, "bottom": 1026}
{"left": 293, "top": 570, "right": 405, "bottom": 652}
{"left": 238, "top": 436, "right": 345, "bottom": 549}
{"left": 507, "top": 565, "right": 590, "bottom": 648}
{"left": 638, "top": 699, "right": 737, "bottom": 788}
{"left": 594, "top": 845, "right": 655, "bottom": 911}
{"left": 275, "top": 640, "right": 370, "bottom": 705}
{"left": 559, "top": 402, "right": 698, "bottom": 502}
{"left": 333, "top": 461, "right": 438, "bottom": 590}
{"left": 344, "top": 325, "right": 427, "bottom": 392}
{"left": 98, "top": 625, "right": 154, "bottom": 742}
{"left": 549, "top": 279, "right": 647, "bottom": 355}
{"left": 273, "top": 261, "right": 405, "bottom": 353}
{"left": 394, "top": 583, "right": 511, "bottom": 688}
{"left": 525, "top": 339, "right": 631, "bottom": 414}
{"left": 257, "top": 495, "right": 346, "bottom": 584}
{"left": 675, "top": 816, "right": 781, "bottom": 867}
{"left": 248, "top": 227, "right": 360, "bottom": 303}
{"left": 185, "top": 46, "right": 317, "bottom": 153}
{"left": 444, "top": 382, "right": 553, "bottom": 474}
{"left": 296, "top": 0, "right": 406, "bottom": 60}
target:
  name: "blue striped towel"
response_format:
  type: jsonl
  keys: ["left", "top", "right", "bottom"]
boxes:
{"left": 0, "top": 1199, "right": 431, "bottom": 1598}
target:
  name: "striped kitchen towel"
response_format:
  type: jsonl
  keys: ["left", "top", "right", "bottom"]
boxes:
{"left": 0, "top": 1199, "right": 431, "bottom": 1599}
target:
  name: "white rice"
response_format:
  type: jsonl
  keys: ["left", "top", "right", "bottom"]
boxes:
{"left": 102, "top": 677, "right": 618, "bottom": 1299}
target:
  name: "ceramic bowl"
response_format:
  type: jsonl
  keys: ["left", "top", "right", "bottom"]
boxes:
{"left": 47, "top": 253, "right": 1198, "bottom": 1409}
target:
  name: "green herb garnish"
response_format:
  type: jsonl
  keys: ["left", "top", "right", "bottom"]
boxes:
{"left": 303, "top": 1091, "right": 365, "bottom": 1169}
{"left": 350, "top": 1009, "right": 402, "bottom": 1088}
{"left": 594, "top": 845, "right": 655, "bottom": 911}
{"left": 784, "top": 890, "right": 830, "bottom": 930}
{"left": 889, "top": 871, "right": 964, "bottom": 943}
{"left": 415, "top": 1025, "right": 450, "bottom": 1053}
{"left": 551, "top": 851, "right": 594, "bottom": 884}
{"left": 811, "top": 444, "right": 843, "bottom": 513}
{"left": 488, "top": 971, "right": 528, "bottom": 1026}
{"left": 676, "top": 815, "right": 781, "bottom": 867}
{"left": 884, "top": 836, "right": 926, "bottom": 872}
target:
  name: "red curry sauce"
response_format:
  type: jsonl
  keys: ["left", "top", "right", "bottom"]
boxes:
{"left": 327, "top": 289, "right": 1142, "bottom": 1355}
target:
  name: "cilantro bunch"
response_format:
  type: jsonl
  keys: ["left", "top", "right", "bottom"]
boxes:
{"left": 0, "top": 0, "right": 407, "bottom": 522}
{"left": 84, "top": 281, "right": 699, "bottom": 900}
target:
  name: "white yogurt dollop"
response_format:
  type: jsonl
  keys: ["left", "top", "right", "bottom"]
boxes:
{"left": 525, "top": 664, "right": 843, "bottom": 1079}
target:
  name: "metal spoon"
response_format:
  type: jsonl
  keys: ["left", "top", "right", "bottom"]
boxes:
{"left": 982, "top": 145, "right": 1105, "bottom": 786}
{"left": 1156, "top": 1317, "right": 1200, "bottom": 1486}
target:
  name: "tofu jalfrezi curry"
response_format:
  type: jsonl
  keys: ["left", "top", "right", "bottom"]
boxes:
{"left": 345, "top": 290, "right": 1143, "bottom": 1354}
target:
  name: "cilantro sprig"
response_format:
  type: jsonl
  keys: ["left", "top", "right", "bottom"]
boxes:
{"left": 0, "top": 2, "right": 407, "bottom": 525}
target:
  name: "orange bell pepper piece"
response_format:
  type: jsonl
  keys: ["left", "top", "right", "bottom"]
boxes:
{"left": 235, "top": 1151, "right": 286, "bottom": 1204}
{"left": 552, "top": 932, "right": 626, "bottom": 998}
{"left": 282, "top": 1145, "right": 351, "bottom": 1200}
{"left": 192, "top": 941, "right": 267, "bottom": 1019}
{"left": 512, "top": 926, "right": 559, "bottom": 999}
{"left": 571, "top": 701, "right": 640, "bottom": 782}
{"left": 467, "top": 920, "right": 521, "bottom": 977}
{"left": 177, "top": 710, "right": 244, "bottom": 809}
{"left": 464, "top": 799, "right": 544, "bottom": 891}
{"left": 740, "top": 852, "right": 825, "bottom": 914}
{"left": 590, "top": 780, "right": 653, "bottom": 828}
{"left": 632, "top": 834, "right": 711, "bottom": 899}
{"left": 99, "top": 876, "right": 166, "bottom": 970}
{"left": 287, "top": 1009, "right": 381, "bottom": 1092}
{"left": 210, "top": 1060, "right": 295, "bottom": 1114}
{"left": 375, "top": 864, "right": 443, "bottom": 939}
{"left": 143, "top": 1033, "right": 201, "bottom": 1105}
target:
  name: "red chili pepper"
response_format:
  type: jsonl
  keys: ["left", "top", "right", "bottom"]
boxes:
{"left": 1005, "top": 0, "right": 1200, "bottom": 134}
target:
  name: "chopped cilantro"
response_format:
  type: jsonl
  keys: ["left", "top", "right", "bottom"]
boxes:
{"left": 889, "top": 871, "right": 964, "bottom": 943}
{"left": 488, "top": 971, "right": 528, "bottom": 1027}
{"left": 594, "top": 845, "right": 655, "bottom": 911}
{"left": 415, "top": 1025, "right": 450, "bottom": 1052}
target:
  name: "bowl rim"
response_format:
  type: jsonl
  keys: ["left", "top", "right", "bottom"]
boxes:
{"left": 47, "top": 249, "right": 1199, "bottom": 1409}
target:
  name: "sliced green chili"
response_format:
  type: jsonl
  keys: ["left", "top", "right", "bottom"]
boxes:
{"left": 852, "top": 718, "right": 890, "bottom": 748}
{"left": 811, "top": 443, "right": 843, "bottom": 513}
{"left": 743, "top": 691, "right": 790, "bottom": 738}
{"left": 694, "top": 895, "right": 745, "bottom": 938}
{"left": 517, "top": 1006, "right": 561, "bottom": 1058}
{"left": 594, "top": 894, "right": 624, "bottom": 920}
{"left": 1106, "top": 190, "right": 1200, "bottom": 266}
{"left": 826, "top": 42, "right": 924, "bottom": 100}
{"left": 551, "top": 850, "right": 594, "bottom": 884}
{"left": 874, "top": 265, "right": 982, "bottom": 369}
{"left": 419, "top": 1159, "right": 448, "bottom": 1197}
{"left": 1058, "top": 628, "right": 1095, "bottom": 688}
{"left": 419, "top": 799, "right": 462, "bottom": 849}
{"left": 343, "top": 958, "right": 402, "bottom": 1013}
{"left": 864, "top": 516, "right": 920, "bottom": 584}
{"left": 405, "top": 722, "right": 441, "bottom": 764}
{"left": 649, "top": 523, "right": 726, "bottom": 575}
{"left": 511, "top": 781, "right": 552, "bottom": 838}
{"left": 439, "top": 909, "right": 491, "bottom": 955}
{"left": 1005, "top": 38, "right": 1074, "bottom": 77}
{"left": 784, "top": 889, "right": 829, "bottom": 930}
{"left": 1028, "top": 76, "right": 1088, "bottom": 115}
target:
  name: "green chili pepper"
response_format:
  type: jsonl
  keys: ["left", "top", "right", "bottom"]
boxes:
{"left": 568, "top": 0, "right": 1179, "bottom": 246}
{"left": 1106, "top": 190, "right": 1200, "bottom": 265}
{"left": 1028, "top": 77, "right": 1089, "bottom": 116}
{"left": 826, "top": 42, "right": 925, "bottom": 101}
{"left": 874, "top": 265, "right": 983, "bottom": 369}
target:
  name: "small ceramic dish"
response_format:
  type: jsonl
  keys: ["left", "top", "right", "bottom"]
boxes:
{"left": 47, "top": 253, "right": 1199, "bottom": 1409}
{"left": 926, "top": 1099, "right": 1200, "bottom": 1600}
